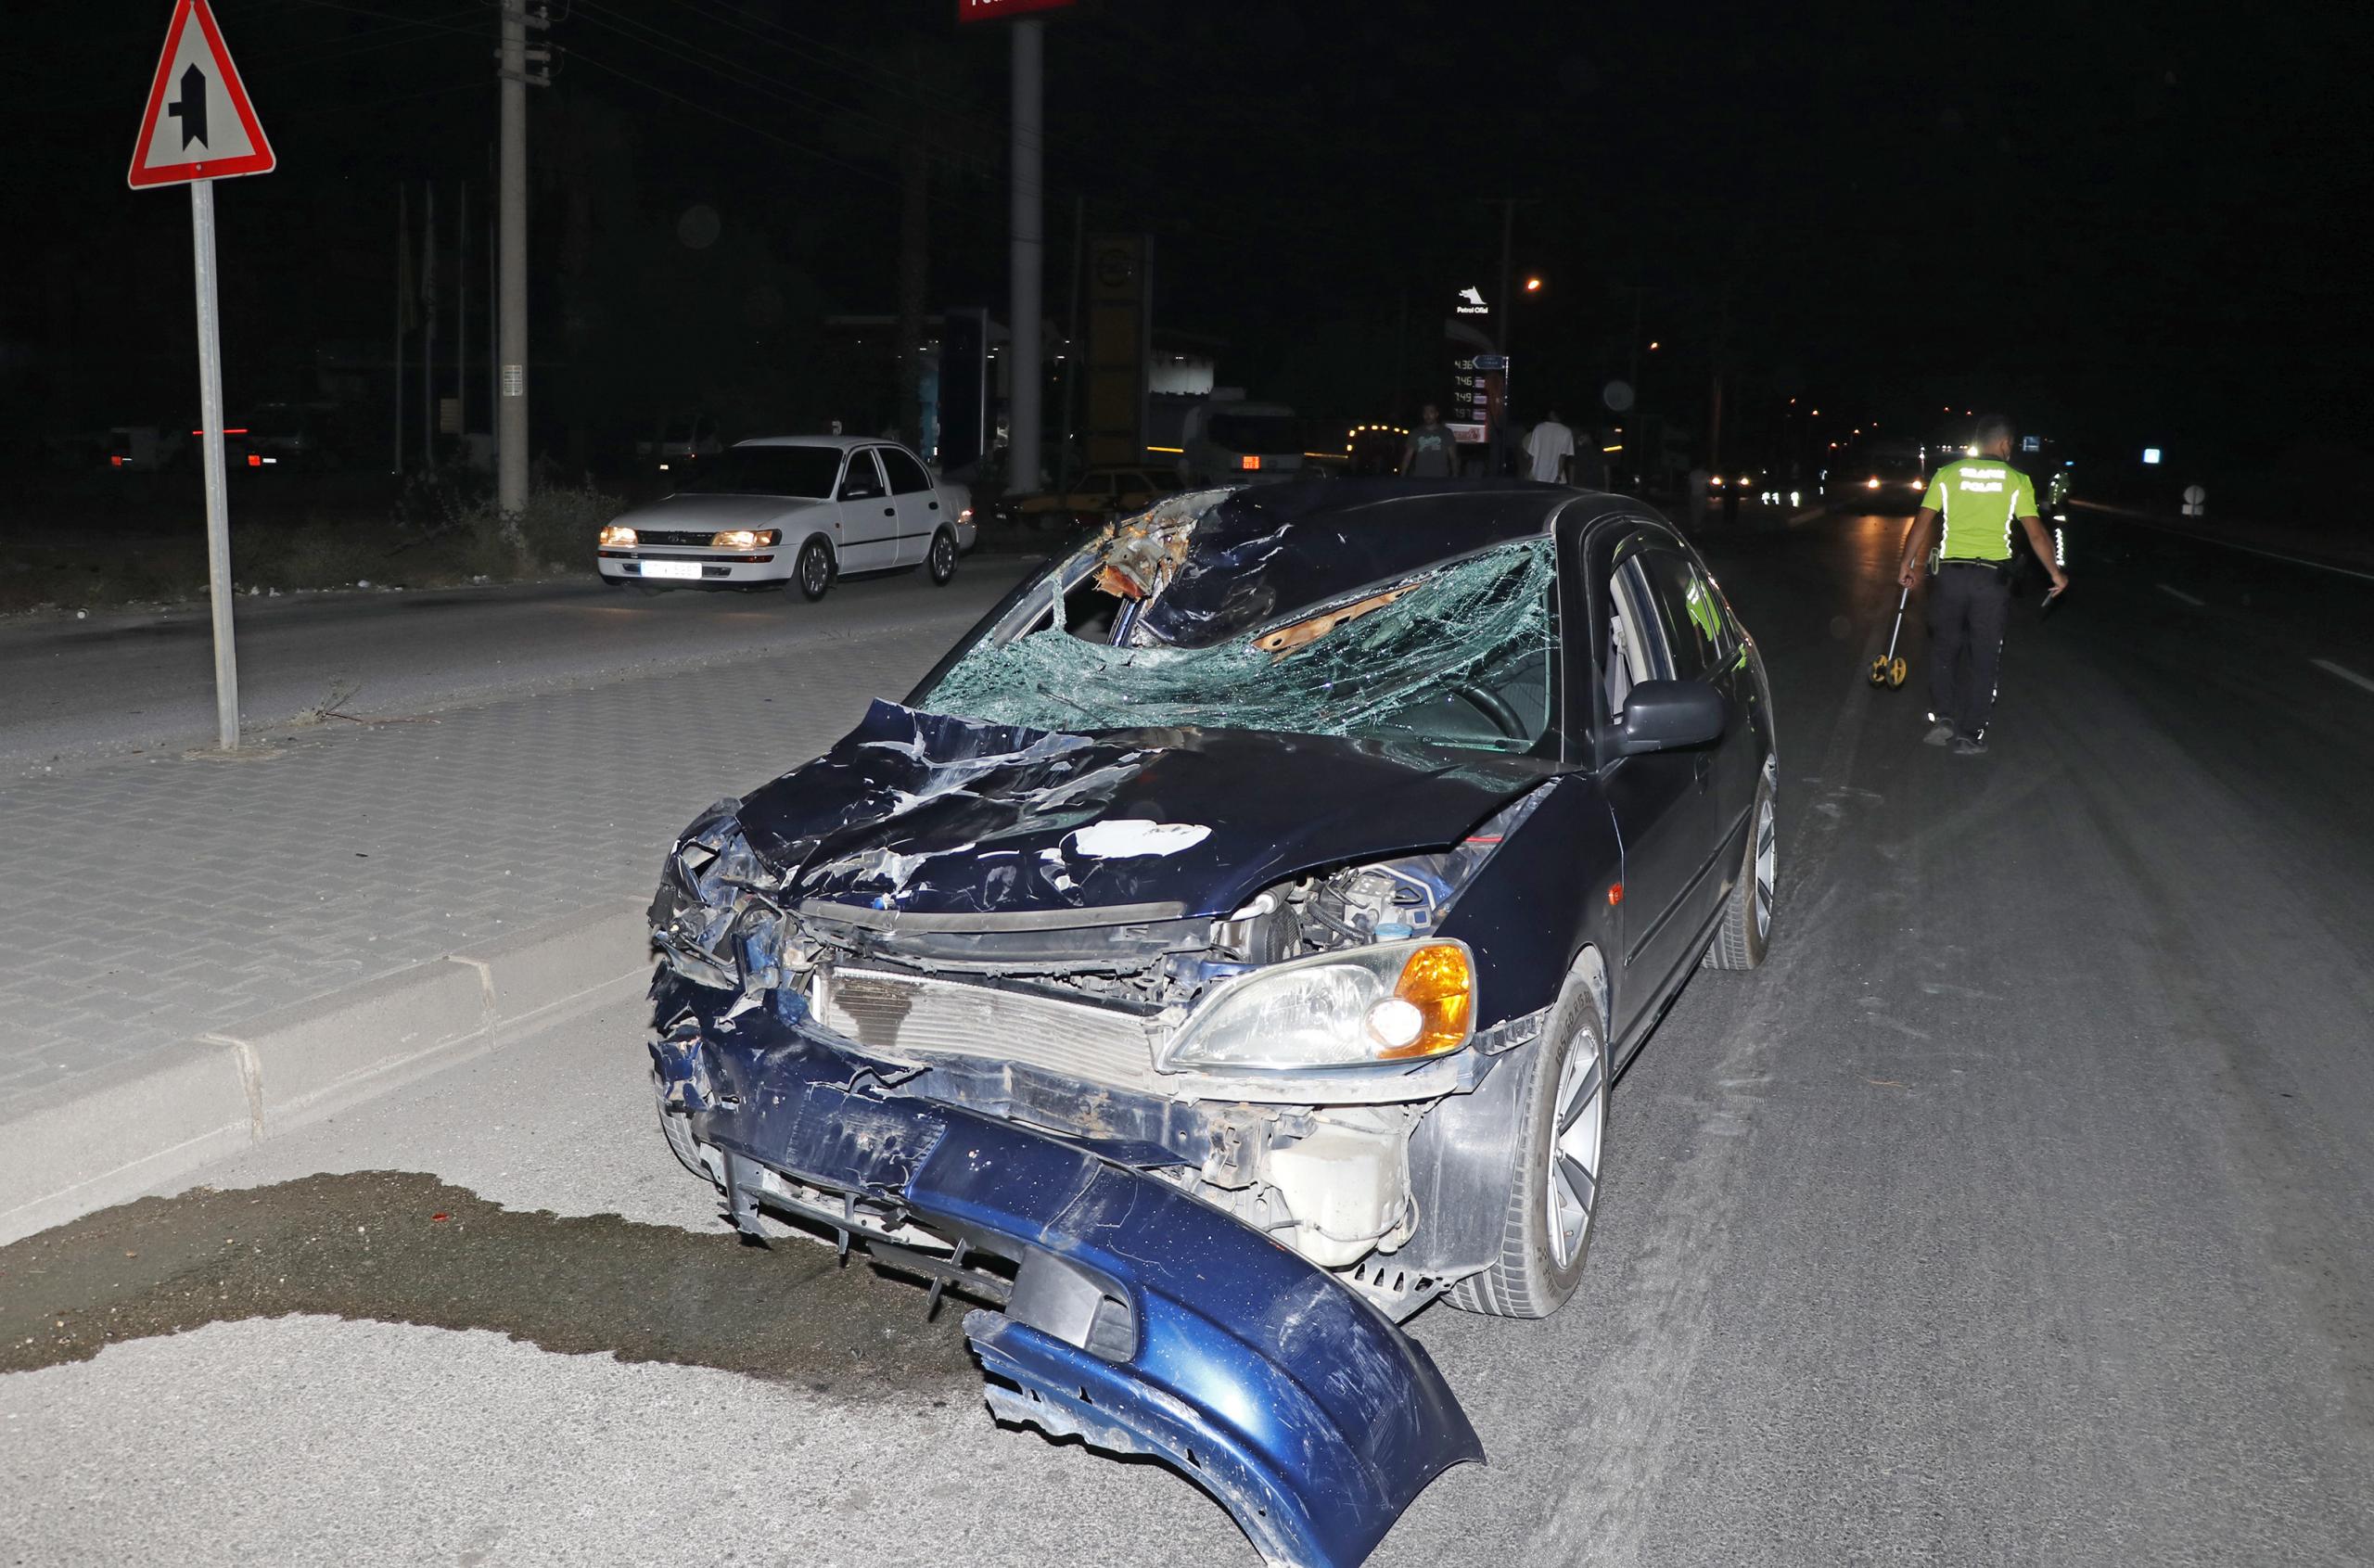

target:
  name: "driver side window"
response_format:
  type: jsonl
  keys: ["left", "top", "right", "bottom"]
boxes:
{"left": 1605, "top": 554, "right": 1672, "bottom": 720}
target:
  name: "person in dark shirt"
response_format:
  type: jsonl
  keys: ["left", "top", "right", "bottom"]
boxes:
{"left": 1401, "top": 404, "right": 1458, "bottom": 478}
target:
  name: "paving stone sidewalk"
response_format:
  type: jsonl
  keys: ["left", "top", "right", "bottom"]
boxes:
{"left": 0, "top": 605, "right": 1000, "bottom": 1104}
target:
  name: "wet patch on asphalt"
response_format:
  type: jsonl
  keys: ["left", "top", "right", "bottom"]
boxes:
{"left": 0, "top": 1170, "right": 978, "bottom": 1397}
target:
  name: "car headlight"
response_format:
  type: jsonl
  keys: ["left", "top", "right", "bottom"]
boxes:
{"left": 1865, "top": 477, "right": 1881, "bottom": 489}
{"left": 710, "top": 529, "right": 780, "bottom": 549}
{"left": 1162, "top": 938, "right": 1475, "bottom": 1071}
{"left": 958, "top": 506, "right": 974, "bottom": 525}
{"left": 599, "top": 523, "right": 637, "bottom": 547}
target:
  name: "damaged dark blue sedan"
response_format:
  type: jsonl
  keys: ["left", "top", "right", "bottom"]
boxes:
{"left": 645, "top": 478, "right": 1779, "bottom": 1567}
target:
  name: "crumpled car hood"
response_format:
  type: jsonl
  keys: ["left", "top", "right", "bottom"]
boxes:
{"left": 734, "top": 699, "right": 1549, "bottom": 922}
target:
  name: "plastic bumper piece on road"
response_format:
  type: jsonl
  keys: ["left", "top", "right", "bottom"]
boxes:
{"left": 660, "top": 1010, "right": 1482, "bottom": 1568}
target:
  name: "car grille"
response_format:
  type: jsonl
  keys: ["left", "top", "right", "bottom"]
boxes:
{"left": 814, "top": 965, "right": 1163, "bottom": 1093}
{"left": 634, "top": 529, "right": 723, "bottom": 547}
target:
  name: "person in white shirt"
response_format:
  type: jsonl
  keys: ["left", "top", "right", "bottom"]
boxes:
{"left": 1524, "top": 409, "right": 1576, "bottom": 484}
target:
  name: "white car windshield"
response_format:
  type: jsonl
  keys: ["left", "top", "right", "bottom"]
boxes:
{"left": 678, "top": 446, "right": 842, "bottom": 498}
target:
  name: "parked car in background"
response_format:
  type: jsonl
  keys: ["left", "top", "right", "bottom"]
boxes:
{"left": 106, "top": 425, "right": 185, "bottom": 472}
{"left": 644, "top": 478, "right": 1779, "bottom": 1566}
{"left": 636, "top": 411, "right": 724, "bottom": 475}
{"left": 218, "top": 402, "right": 347, "bottom": 471}
{"left": 597, "top": 437, "right": 974, "bottom": 601}
{"left": 993, "top": 465, "right": 1183, "bottom": 528}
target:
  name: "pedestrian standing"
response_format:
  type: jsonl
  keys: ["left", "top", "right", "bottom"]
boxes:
{"left": 1895, "top": 415, "right": 2069, "bottom": 755}
{"left": 1401, "top": 404, "right": 1458, "bottom": 478}
{"left": 1525, "top": 408, "right": 1576, "bottom": 483}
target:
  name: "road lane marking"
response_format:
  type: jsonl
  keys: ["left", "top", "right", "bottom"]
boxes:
{"left": 2312, "top": 658, "right": 2374, "bottom": 697}
{"left": 2157, "top": 582, "right": 2205, "bottom": 606}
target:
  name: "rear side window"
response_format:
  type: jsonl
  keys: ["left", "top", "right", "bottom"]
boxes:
{"left": 881, "top": 447, "right": 933, "bottom": 495}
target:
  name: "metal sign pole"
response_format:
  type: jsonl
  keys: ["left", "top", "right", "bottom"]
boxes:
{"left": 189, "top": 178, "right": 241, "bottom": 750}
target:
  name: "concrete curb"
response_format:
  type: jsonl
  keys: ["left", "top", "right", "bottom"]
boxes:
{"left": 0, "top": 899, "right": 653, "bottom": 1244}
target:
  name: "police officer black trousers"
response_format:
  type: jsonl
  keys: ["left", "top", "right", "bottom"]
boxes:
{"left": 1929, "top": 561, "right": 2010, "bottom": 740}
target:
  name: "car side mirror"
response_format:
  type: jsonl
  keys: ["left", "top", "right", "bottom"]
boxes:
{"left": 1616, "top": 680, "right": 1729, "bottom": 755}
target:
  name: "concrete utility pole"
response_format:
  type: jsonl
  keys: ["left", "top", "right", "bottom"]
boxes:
{"left": 1484, "top": 197, "right": 1535, "bottom": 476}
{"left": 497, "top": 1, "right": 550, "bottom": 523}
{"left": 392, "top": 184, "right": 407, "bottom": 477}
{"left": 456, "top": 181, "right": 468, "bottom": 446}
{"left": 1007, "top": 19, "right": 1044, "bottom": 493}
{"left": 421, "top": 179, "right": 437, "bottom": 470}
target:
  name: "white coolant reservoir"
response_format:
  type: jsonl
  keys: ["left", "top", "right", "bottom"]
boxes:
{"left": 1266, "top": 1106, "right": 1417, "bottom": 1269}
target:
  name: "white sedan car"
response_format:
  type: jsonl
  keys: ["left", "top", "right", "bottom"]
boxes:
{"left": 597, "top": 437, "right": 975, "bottom": 601}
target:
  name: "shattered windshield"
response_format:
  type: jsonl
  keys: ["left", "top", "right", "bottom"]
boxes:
{"left": 922, "top": 533, "right": 1557, "bottom": 753}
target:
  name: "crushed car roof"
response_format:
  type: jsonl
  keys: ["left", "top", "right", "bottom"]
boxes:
{"left": 1120, "top": 478, "right": 1587, "bottom": 648}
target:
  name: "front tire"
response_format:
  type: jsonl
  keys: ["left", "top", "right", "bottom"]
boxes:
{"left": 926, "top": 528, "right": 958, "bottom": 585}
{"left": 654, "top": 1074, "right": 710, "bottom": 1182}
{"left": 1706, "top": 772, "right": 1776, "bottom": 970}
{"left": 1448, "top": 963, "right": 1607, "bottom": 1319}
{"left": 792, "top": 538, "right": 835, "bottom": 602}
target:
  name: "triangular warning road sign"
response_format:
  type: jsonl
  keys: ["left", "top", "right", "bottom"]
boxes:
{"left": 129, "top": 0, "right": 274, "bottom": 189}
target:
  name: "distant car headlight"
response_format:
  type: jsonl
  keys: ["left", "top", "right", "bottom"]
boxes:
{"left": 1162, "top": 938, "right": 1475, "bottom": 1071}
{"left": 710, "top": 529, "right": 779, "bottom": 549}
{"left": 1865, "top": 477, "right": 1881, "bottom": 489}
{"left": 599, "top": 524, "right": 638, "bottom": 547}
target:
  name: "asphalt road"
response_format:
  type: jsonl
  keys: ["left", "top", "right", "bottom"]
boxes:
{"left": 5, "top": 510, "right": 2371, "bottom": 1566}
{"left": 0, "top": 560, "right": 1035, "bottom": 771}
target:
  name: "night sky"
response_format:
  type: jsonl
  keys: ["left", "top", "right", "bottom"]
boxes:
{"left": 6, "top": 0, "right": 2365, "bottom": 474}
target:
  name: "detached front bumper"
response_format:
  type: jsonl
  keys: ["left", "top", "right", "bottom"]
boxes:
{"left": 652, "top": 993, "right": 1481, "bottom": 1568}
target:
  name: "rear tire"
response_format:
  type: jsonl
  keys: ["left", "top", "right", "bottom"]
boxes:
{"left": 1706, "top": 772, "right": 1776, "bottom": 970}
{"left": 926, "top": 528, "right": 959, "bottom": 585}
{"left": 1448, "top": 962, "right": 1607, "bottom": 1319}
{"left": 792, "top": 538, "right": 835, "bottom": 602}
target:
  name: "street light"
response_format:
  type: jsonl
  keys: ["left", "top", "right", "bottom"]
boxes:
{"left": 1524, "top": 275, "right": 1543, "bottom": 292}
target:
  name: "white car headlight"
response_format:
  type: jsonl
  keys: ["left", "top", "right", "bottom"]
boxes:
{"left": 1162, "top": 938, "right": 1476, "bottom": 1071}
{"left": 599, "top": 523, "right": 637, "bottom": 547}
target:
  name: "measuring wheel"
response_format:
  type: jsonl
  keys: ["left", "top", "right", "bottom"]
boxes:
{"left": 1885, "top": 655, "right": 1908, "bottom": 688}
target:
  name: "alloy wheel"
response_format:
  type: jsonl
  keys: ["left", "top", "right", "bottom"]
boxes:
{"left": 1753, "top": 791, "right": 1776, "bottom": 942}
{"left": 1547, "top": 1036, "right": 1604, "bottom": 1268}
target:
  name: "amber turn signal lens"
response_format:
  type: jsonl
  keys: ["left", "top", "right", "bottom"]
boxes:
{"left": 1377, "top": 942, "right": 1474, "bottom": 1060}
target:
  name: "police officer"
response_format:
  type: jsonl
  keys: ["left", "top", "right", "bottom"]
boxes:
{"left": 1895, "top": 415, "right": 2068, "bottom": 755}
